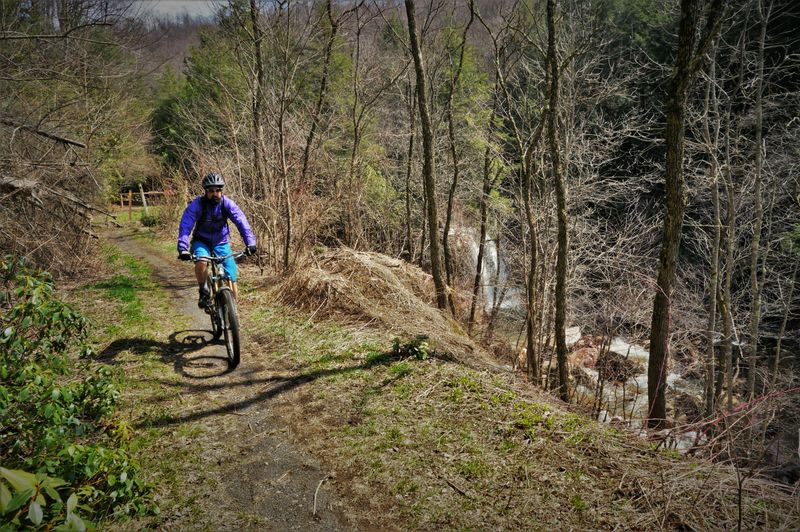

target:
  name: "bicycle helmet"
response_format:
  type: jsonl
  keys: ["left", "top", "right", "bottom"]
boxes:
{"left": 202, "top": 172, "right": 225, "bottom": 189}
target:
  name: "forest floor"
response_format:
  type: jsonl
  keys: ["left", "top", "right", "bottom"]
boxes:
{"left": 66, "top": 212, "right": 800, "bottom": 530}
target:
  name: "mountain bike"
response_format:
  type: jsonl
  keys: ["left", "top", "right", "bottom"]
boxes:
{"left": 193, "top": 250, "right": 246, "bottom": 369}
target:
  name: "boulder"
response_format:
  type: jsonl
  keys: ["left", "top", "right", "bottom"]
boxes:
{"left": 568, "top": 346, "right": 599, "bottom": 369}
{"left": 672, "top": 392, "right": 704, "bottom": 423}
{"left": 566, "top": 326, "right": 582, "bottom": 347}
{"left": 596, "top": 350, "right": 644, "bottom": 383}
{"left": 570, "top": 364, "right": 595, "bottom": 388}
{"left": 517, "top": 347, "right": 527, "bottom": 370}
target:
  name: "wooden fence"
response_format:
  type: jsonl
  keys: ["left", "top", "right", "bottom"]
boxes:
{"left": 118, "top": 190, "right": 171, "bottom": 207}
{"left": 118, "top": 187, "right": 175, "bottom": 220}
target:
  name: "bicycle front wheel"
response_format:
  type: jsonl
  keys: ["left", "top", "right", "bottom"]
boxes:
{"left": 218, "top": 289, "right": 240, "bottom": 369}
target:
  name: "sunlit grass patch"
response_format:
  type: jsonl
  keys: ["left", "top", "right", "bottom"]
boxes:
{"left": 95, "top": 274, "right": 140, "bottom": 302}
{"left": 389, "top": 360, "right": 414, "bottom": 378}
{"left": 278, "top": 342, "right": 797, "bottom": 530}
{"left": 109, "top": 205, "right": 163, "bottom": 226}
{"left": 456, "top": 458, "right": 488, "bottom": 479}
{"left": 84, "top": 244, "right": 162, "bottom": 330}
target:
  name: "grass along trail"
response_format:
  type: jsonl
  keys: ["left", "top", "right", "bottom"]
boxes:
{"left": 74, "top": 225, "right": 349, "bottom": 530}
{"left": 70, "top": 220, "right": 799, "bottom": 530}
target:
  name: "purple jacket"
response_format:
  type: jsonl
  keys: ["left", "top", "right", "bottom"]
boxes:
{"left": 177, "top": 196, "right": 256, "bottom": 251}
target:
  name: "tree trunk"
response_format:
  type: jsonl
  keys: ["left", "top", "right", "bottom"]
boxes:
{"left": 716, "top": 23, "right": 746, "bottom": 410}
{"left": 648, "top": 64, "right": 690, "bottom": 426}
{"left": 405, "top": 0, "right": 448, "bottom": 310}
{"left": 301, "top": 0, "right": 338, "bottom": 185}
{"left": 275, "top": 4, "right": 293, "bottom": 271}
{"left": 485, "top": 238, "right": 508, "bottom": 344}
{"left": 546, "top": 0, "right": 569, "bottom": 402}
{"left": 647, "top": 0, "right": 723, "bottom": 428}
{"left": 747, "top": 0, "right": 770, "bottom": 399}
{"left": 418, "top": 192, "right": 427, "bottom": 267}
{"left": 706, "top": 161, "right": 721, "bottom": 416}
{"left": 403, "top": 82, "right": 416, "bottom": 262}
{"left": 279, "top": 107, "right": 292, "bottom": 270}
{"left": 249, "top": 0, "right": 268, "bottom": 199}
{"left": 703, "top": 49, "right": 721, "bottom": 416}
{"left": 346, "top": 6, "right": 363, "bottom": 248}
{"left": 442, "top": 10, "right": 474, "bottom": 317}
{"left": 468, "top": 138, "right": 492, "bottom": 333}
{"left": 719, "top": 170, "right": 736, "bottom": 411}
{"left": 525, "top": 223, "right": 540, "bottom": 383}
{"left": 443, "top": 116, "right": 459, "bottom": 313}
{"left": 523, "top": 119, "right": 546, "bottom": 383}
{"left": 347, "top": 123, "right": 361, "bottom": 247}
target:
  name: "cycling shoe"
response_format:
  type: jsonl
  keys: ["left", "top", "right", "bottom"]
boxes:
{"left": 198, "top": 290, "right": 211, "bottom": 309}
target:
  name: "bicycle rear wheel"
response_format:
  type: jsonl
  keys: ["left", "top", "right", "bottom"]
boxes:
{"left": 218, "top": 289, "right": 240, "bottom": 369}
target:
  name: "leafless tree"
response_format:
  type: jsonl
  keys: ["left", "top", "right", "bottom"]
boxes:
{"left": 647, "top": 0, "right": 724, "bottom": 428}
{"left": 406, "top": 0, "right": 448, "bottom": 310}
{"left": 0, "top": 0, "right": 156, "bottom": 273}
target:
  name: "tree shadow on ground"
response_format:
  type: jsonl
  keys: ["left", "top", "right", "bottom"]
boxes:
{"left": 133, "top": 350, "right": 409, "bottom": 430}
{"left": 98, "top": 329, "right": 233, "bottom": 379}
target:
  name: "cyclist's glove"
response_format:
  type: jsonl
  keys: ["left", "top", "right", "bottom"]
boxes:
{"left": 178, "top": 250, "right": 191, "bottom": 261}
{"left": 245, "top": 245, "right": 257, "bottom": 257}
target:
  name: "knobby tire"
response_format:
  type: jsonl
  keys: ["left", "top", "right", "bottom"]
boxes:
{"left": 219, "top": 289, "right": 240, "bottom": 369}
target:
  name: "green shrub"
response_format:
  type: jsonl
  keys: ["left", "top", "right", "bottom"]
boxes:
{"left": 0, "top": 256, "right": 155, "bottom": 528}
{"left": 0, "top": 467, "right": 90, "bottom": 531}
{"left": 140, "top": 213, "right": 159, "bottom": 227}
{"left": 391, "top": 335, "right": 433, "bottom": 360}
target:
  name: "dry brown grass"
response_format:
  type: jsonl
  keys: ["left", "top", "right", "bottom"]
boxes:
{"left": 273, "top": 248, "right": 494, "bottom": 366}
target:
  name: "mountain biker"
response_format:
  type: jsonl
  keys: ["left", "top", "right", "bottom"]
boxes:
{"left": 177, "top": 172, "right": 256, "bottom": 308}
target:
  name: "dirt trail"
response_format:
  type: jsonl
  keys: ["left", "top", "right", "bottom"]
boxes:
{"left": 107, "top": 228, "right": 350, "bottom": 530}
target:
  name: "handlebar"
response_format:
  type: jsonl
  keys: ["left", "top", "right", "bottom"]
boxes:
{"left": 183, "top": 251, "right": 248, "bottom": 263}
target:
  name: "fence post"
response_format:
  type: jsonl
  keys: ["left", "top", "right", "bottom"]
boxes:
{"left": 128, "top": 190, "right": 133, "bottom": 221}
{"left": 119, "top": 194, "right": 124, "bottom": 208}
{"left": 139, "top": 183, "right": 150, "bottom": 217}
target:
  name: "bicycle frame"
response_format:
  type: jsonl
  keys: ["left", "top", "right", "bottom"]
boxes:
{"left": 190, "top": 250, "right": 246, "bottom": 369}
{"left": 193, "top": 251, "right": 246, "bottom": 302}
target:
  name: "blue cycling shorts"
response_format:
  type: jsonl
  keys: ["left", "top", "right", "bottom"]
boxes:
{"left": 190, "top": 241, "right": 237, "bottom": 282}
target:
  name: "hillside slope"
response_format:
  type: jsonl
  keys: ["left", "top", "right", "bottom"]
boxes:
{"left": 75, "top": 223, "right": 799, "bottom": 530}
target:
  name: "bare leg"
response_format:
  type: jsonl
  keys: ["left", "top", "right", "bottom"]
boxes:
{"left": 232, "top": 281, "right": 238, "bottom": 299}
{"left": 195, "top": 261, "right": 208, "bottom": 289}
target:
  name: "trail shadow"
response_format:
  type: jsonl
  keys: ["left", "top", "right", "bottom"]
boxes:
{"left": 158, "top": 280, "right": 198, "bottom": 291}
{"left": 98, "top": 329, "right": 232, "bottom": 379}
{"left": 133, "top": 351, "right": 408, "bottom": 430}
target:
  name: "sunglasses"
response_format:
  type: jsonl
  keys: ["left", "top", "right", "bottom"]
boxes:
{"left": 206, "top": 188, "right": 223, "bottom": 193}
